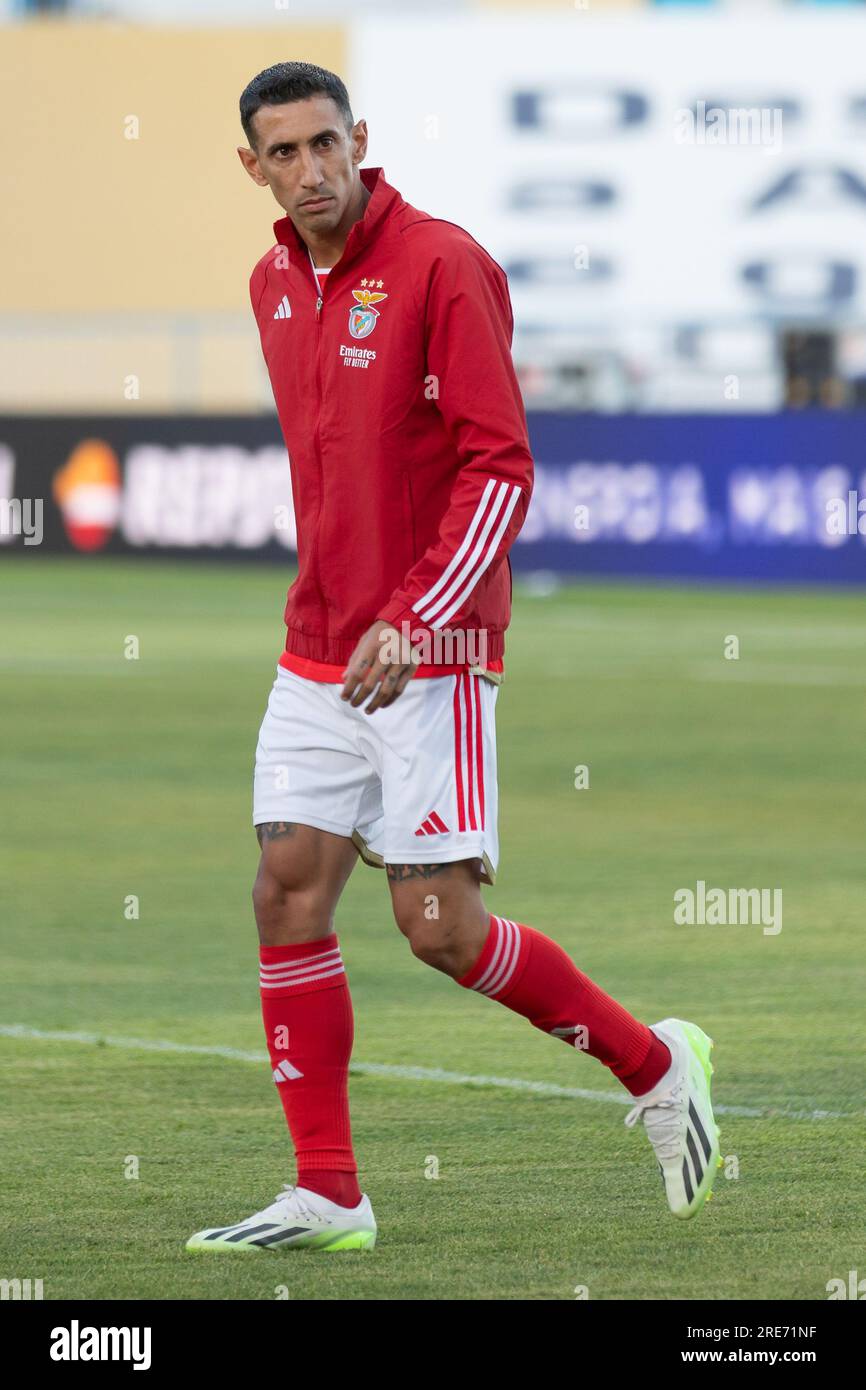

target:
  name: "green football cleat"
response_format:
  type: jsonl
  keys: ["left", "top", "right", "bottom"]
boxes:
{"left": 185, "top": 1184, "right": 377, "bottom": 1253}
{"left": 624, "top": 1018, "right": 721, "bottom": 1219}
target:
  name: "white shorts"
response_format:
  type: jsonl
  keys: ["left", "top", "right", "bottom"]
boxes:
{"left": 253, "top": 665, "right": 500, "bottom": 883}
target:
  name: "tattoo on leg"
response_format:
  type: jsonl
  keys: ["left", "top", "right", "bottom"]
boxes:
{"left": 256, "top": 822, "right": 299, "bottom": 847}
{"left": 386, "top": 862, "right": 452, "bottom": 883}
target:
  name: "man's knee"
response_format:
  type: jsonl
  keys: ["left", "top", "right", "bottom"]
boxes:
{"left": 392, "top": 897, "right": 487, "bottom": 977}
{"left": 251, "top": 823, "right": 358, "bottom": 945}
{"left": 394, "top": 903, "right": 452, "bottom": 968}
{"left": 252, "top": 865, "right": 333, "bottom": 943}
{"left": 388, "top": 861, "right": 490, "bottom": 975}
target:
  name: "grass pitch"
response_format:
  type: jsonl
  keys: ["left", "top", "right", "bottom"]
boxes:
{"left": 1, "top": 557, "right": 864, "bottom": 1300}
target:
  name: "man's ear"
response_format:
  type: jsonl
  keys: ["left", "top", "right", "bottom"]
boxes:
{"left": 237, "top": 146, "right": 270, "bottom": 188}
{"left": 351, "top": 119, "right": 369, "bottom": 166}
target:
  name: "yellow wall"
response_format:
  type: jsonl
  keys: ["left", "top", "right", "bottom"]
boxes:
{"left": 0, "top": 21, "right": 347, "bottom": 313}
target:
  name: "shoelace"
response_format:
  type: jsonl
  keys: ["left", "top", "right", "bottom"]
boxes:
{"left": 272, "top": 1184, "right": 332, "bottom": 1225}
{"left": 624, "top": 1078, "right": 686, "bottom": 1164}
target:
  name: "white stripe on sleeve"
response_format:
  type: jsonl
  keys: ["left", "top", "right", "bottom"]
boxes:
{"left": 413, "top": 482, "right": 522, "bottom": 629}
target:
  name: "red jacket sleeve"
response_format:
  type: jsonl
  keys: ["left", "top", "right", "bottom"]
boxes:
{"left": 376, "top": 236, "right": 534, "bottom": 632}
{"left": 249, "top": 258, "right": 267, "bottom": 319}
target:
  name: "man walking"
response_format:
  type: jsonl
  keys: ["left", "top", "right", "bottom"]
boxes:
{"left": 186, "top": 62, "right": 719, "bottom": 1254}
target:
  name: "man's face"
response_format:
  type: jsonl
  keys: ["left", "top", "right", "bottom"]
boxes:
{"left": 239, "top": 95, "right": 367, "bottom": 235}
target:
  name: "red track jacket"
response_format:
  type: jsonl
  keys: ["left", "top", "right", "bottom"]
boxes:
{"left": 250, "top": 166, "right": 534, "bottom": 673}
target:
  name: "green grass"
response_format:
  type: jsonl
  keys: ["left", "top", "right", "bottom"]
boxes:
{"left": 1, "top": 557, "right": 864, "bottom": 1300}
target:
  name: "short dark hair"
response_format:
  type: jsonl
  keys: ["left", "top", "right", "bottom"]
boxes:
{"left": 240, "top": 62, "right": 354, "bottom": 150}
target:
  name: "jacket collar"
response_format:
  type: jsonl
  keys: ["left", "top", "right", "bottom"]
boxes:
{"left": 272, "top": 167, "right": 401, "bottom": 265}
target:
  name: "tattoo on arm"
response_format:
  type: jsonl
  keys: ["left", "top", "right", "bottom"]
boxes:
{"left": 256, "top": 822, "right": 299, "bottom": 847}
{"left": 386, "top": 862, "right": 452, "bottom": 883}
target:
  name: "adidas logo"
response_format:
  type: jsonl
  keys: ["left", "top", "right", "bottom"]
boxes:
{"left": 414, "top": 811, "right": 450, "bottom": 837}
{"left": 273, "top": 295, "right": 291, "bottom": 320}
{"left": 272, "top": 1058, "right": 304, "bottom": 1083}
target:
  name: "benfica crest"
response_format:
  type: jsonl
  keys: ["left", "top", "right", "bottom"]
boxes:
{"left": 349, "top": 287, "right": 388, "bottom": 339}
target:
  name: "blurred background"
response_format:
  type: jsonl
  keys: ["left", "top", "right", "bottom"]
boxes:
{"left": 3, "top": 0, "right": 866, "bottom": 582}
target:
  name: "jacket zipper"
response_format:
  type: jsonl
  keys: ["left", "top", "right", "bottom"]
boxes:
{"left": 311, "top": 263, "right": 326, "bottom": 625}
{"left": 305, "top": 237, "right": 358, "bottom": 630}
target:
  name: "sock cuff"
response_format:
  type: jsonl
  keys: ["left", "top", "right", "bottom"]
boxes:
{"left": 457, "top": 914, "right": 532, "bottom": 1000}
{"left": 259, "top": 934, "right": 346, "bottom": 997}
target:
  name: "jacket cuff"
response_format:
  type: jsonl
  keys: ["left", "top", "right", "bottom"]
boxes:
{"left": 376, "top": 597, "right": 420, "bottom": 629}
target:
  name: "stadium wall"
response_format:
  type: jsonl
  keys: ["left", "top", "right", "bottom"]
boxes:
{"left": 0, "top": 21, "right": 345, "bottom": 314}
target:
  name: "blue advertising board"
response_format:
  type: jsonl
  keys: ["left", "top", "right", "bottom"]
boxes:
{"left": 515, "top": 413, "right": 866, "bottom": 584}
{"left": 2, "top": 414, "right": 865, "bottom": 584}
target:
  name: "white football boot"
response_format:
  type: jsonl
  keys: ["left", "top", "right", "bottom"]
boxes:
{"left": 185, "top": 1184, "right": 377, "bottom": 1252}
{"left": 624, "top": 1018, "right": 721, "bottom": 1219}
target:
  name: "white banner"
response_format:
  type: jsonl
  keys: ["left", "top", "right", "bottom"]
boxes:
{"left": 351, "top": 12, "right": 866, "bottom": 327}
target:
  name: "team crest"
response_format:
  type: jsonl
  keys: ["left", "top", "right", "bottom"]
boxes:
{"left": 349, "top": 287, "right": 388, "bottom": 339}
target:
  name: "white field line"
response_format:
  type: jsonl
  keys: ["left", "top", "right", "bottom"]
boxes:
{"left": 0, "top": 1023, "right": 856, "bottom": 1123}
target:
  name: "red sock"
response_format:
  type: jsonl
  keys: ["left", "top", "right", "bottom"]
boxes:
{"left": 456, "top": 915, "right": 671, "bottom": 1096}
{"left": 259, "top": 934, "right": 362, "bottom": 1209}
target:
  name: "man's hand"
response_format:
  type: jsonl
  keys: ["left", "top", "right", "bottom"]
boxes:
{"left": 340, "top": 620, "right": 420, "bottom": 713}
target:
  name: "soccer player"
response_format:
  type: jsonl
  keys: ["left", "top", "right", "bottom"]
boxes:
{"left": 186, "top": 63, "right": 720, "bottom": 1254}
